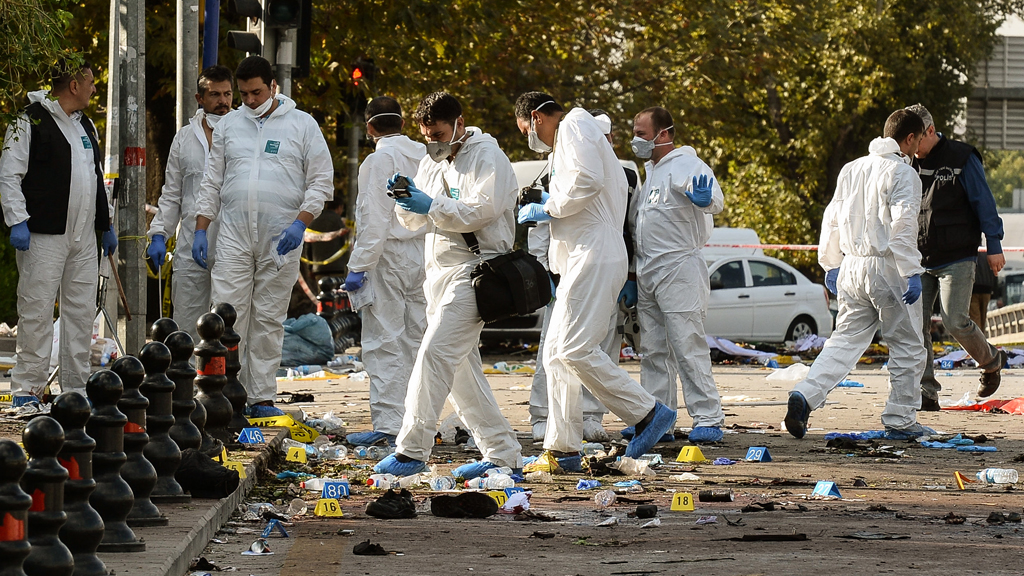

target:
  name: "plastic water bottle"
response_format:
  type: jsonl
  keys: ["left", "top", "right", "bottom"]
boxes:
{"left": 396, "top": 474, "right": 423, "bottom": 489}
{"left": 429, "top": 476, "right": 457, "bottom": 491}
{"left": 295, "top": 364, "right": 321, "bottom": 375}
{"left": 524, "top": 471, "right": 552, "bottom": 483}
{"left": 367, "top": 473, "right": 397, "bottom": 488}
{"left": 353, "top": 445, "right": 370, "bottom": 459}
{"left": 483, "top": 474, "right": 515, "bottom": 489}
{"left": 594, "top": 489, "right": 616, "bottom": 507}
{"left": 318, "top": 444, "right": 348, "bottom": 460}
{"left": 464, "top": 477, "right": 486, "bottom": 489}
{"left": 367, "top": 445, "right": 393, "bottom": 460}
{"left": 582, "top": 443, "right": 604, "bottom": 456}
{"left": 301, "top": 477, "right": 325, "bottom": 492}
{"left": 977, "top": 468, "right": 1019, "bottom": 484}
{"left": 484, "top": 466, "right": 513, "bottom": 477}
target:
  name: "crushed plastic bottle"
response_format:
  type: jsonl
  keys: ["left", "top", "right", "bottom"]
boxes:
{"left": 367, "top": 445, "right": 394, "bottom": 460}
{"left": 366, "top": 473, "right": 397, "bottom": 489}
{"left": 593, "top": 489, "right": 616, "bottom": 507}
{"left": 977, "top": 468, "right": 1019, "bottom": 484}
{"left": 429, "top": 476, "right": 457, "bottom": 491}
{"left": 353, "top": 445, "right": 370, "bottom": 459}
{"left": 318, "top": 444, "right": 348, "bottom": 460}
{"left": 287, "top": 498, "right": 308, "bottom": 516}
{"left": 395, "top": 474, "right": 423, "bottom": 489}
{"left": 484, "top": 466, "right": 513, "bottom": 477}
{"left": 524, "top": 471, "right": 553, "bottom": 483}
{"left": 281, "top": 437, "right": 317, "bottom": 458}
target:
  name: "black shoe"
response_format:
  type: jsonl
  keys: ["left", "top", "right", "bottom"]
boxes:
{"left": 919, "top": 396, "right": 941, "bottom": 412}
{"left": 430, "top": 492, "right": 499, "bottom": 518}
{"left": 365, "top": 489, "right": 416, "bottom": 519}
{"left": 978, "top": 351, "right": 1008, "bottom": 398}
{"left": 784, "top": 392, "right": 810, "bottom": 439}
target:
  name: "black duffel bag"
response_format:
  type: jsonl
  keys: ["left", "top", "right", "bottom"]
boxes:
{"left": 461, "top": 231, "right": 551, "bottom": 323}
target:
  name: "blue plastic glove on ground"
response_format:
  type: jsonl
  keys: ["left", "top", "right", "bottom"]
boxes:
{"left": 517, "top": 203, "right": 551, "bottom": 224}
{"left": 102, "top": 225, "right": 118, "bottom": 257}
{"left": 686, "top": 174, "right": 714, "bottom": 207}
{"left": 192, "top": 229, "right": 208, "bottom": 269}
{"left": 902, "top": 273, "right": 922, "bottom": 305}
{"left": 9, "top": 221, "right": 29, "bottom": 251}
{"left": 395, "top": 188, "right": 434, "bottom": 214}
{"left": 277, "top": 219, "right": 306, "bottom": 255}
{"left": 825, "top": 267, "right": 839, "bottom": 295}
{"left": 345, "top": 271, "right": 366, "bottom": 291}
{"left": 147, "top": 234, "right": 166, "bottom": 266}
{"left": 618, "top": 280, "right": 638, "bottom": 307}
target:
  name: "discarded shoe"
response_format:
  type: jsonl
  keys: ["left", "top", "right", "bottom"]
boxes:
{"left": 784, "top": 392, "right": 810, "bottom": 439}
{"left": 583, "top": 418, "right": 609, "bottom": 442}
{"left": 688, "top": 426, "right": 724, "bottom": 443}
{"left": 978, "top": 350, "right": 1007, "bottom": 398}
{"left": 625, "top": 402, "right": 676, "bottom": 458}
{"left": 345, "top": 430, "right": 397, "bottom": 447}
{"left": 373, "top": 453, "right": 427, "bottom": 476}
{"left": 430, "top": 492, "right": 499, "bottom": 518}
{"left": 364, "top": 489, "right": 416, "bottom": 519}
{"left": 919, "top": 396, "right": 941, "bottom": 412}
{"left": 452, "top": 460, "right": 498, "bottom": 480}
{"left": 884, "top": 423, "right": 937, "bottom": 440}
{"left": 619, "top": 426, "right": 673, "bottom": 443}
{"left": 246, "top": 403, "right": 285, "bottom": 418}
{"left": 532, "top": 421, "right": 547, "bottom": 442}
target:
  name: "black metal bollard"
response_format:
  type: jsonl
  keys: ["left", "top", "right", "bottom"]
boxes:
{"left": 195, "top": 312, "right": 232, "bottom": 453}
{"left": 110, "top": 357, "right": 166, "bottom": 527}
{"left": 212, "top": 303, "right": 249, "bottom": 434}
{"left": 85, "top": 370, "right": 144, "bottom": 552}
{"left": 316, "top": 276, "right": 337, "bottom": 321}
{"left": 52, "top": 391, "right": 108, "bottom": 576}
{"left": 0, "top": 439, "right": 32, "bottom": 576}
{"left": 150, "top": 317, "right": 179, "bottom": 345}
{"left": 21, "top": 416, "right": 74, "bottom": 576}
{"left": 165, "top": 331, "right": 203, "bottom": 452}
{"left": 140, "top": 342, "right": 188, "bottom": 503}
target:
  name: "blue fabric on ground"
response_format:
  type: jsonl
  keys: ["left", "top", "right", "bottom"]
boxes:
{"left": 281, "top": 313, "right": 335, "bottom": 366}
{"left": 836, "top": 380, "right": 864, "bottom": 387}
{"left": 957, "top": 445, "right": 997, "bottom": 452}
{"left": 823, "top": 431, "right": 887, "bottom": 441}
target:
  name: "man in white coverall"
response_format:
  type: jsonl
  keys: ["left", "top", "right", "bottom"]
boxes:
{"left": 193, "top": 56, "right": 334, "bottom": 417}
{"left": 344, "top": 96, "right": 427, "bottom": 447}
{"left": 785, "top": 108, "right": 931, "bottom": 440}
{"left": 515, "top": 91, "right": 675, "bottom": 469}
{"left": 373, "top": 92, "right": 523, "bottom": 479}
{"left": 624, "top": 106, "right": 726, "bottom": 444}
{"left": 0, "top": 61, "right": 117, "bottom": 405}
{"left": 147, "top": 65, "right": 234, "bottom": 340}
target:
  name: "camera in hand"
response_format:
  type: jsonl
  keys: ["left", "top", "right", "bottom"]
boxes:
{"left": 388, "top": 175, "right": 412, "bottom": 199}
{"left": 518, "top": 185, "right": 545, "bottom": 227}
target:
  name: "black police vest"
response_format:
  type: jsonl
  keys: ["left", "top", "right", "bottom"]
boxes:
{"left": 913, "top": 137, "right": 982, "bottom": 268}
{"left": 20, "top": 102, "right": 109, "bottom": 235}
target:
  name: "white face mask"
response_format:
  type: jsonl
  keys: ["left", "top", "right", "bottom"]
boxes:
{"left": 425, "top": 118, "right": 466, "bottom": 163}
{"left": 630, "top": 125, "right": 674, "bottom": 159}
{"left": 365, "top": 113, "right": 403, "bottom": 144}
{"left": 527, "top": 101, "right": 557, "bottom": 154}
{"left": 204, "top": 111, "right": 223, "bottom": 126}
{"left": 243, "top": 96, "right": 276, "bottom": 119}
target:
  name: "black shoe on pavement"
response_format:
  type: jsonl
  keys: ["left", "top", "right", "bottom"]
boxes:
{"left": 978, "top": 350, "right": 1008, "bottom": 398}
{"left": 365, "top": 489, "right": 417, "bottom": 519}
{"left": 784, "top": 392, "right": 810, "bottom": 439}
{"left": 430, "top": 492, "right": 499, "bottom": 518}
{"left": 919, "top": 396, "right": 941, "bottom": 412}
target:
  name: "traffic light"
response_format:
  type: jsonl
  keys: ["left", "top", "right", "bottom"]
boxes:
{"left": 227, "top": 0, "right": 310, "bottom": 79}
{"left": 264, "top": 0, "right": 301, "bottom": 28}
{"left": 351, "top": 57, "right": 377, "bottom": 87}
{"left": 227, "top": 0, "right": 264, "bottom": 55}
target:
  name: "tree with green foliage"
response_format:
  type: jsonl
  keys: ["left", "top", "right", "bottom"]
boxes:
{"left": 984, "top": 149, "right": 1024, "bottom": 207}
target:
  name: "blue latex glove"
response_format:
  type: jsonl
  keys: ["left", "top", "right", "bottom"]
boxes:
{"left": 395, "top": 189, "right": 434, "bottom": 214}
{"left": 147, "top": 234, "right": 166, "bottom": 266}
{"left": 387, "top": 172, "right": 420, "bottom": 191}
{"left": 192, "top": 229, "right": 208, "bottom": 269}
{"left": 517, "top": 203, "right": 552, "bottom": 224}
{"left": 825, "top": 267, "right": 839, "bottom": 295}
{"left": 685, "top": 174, "right": 714, "bottom": 208}
{"left": 345, "top": 271, "right": 366, "bottom": 291}
{"left": 102, "top": 224, "right": 118, "bottom": 257}
{"left": 540, "top": 191, "right": 550, "bottom": 203}
{"left": 9, "top": 221, "right": 30, "bottom": 251}
{"left": 618, "top": 280, "right": 638, "bottom": 307}
{"left": 903, "top": 274, "right": 922, "bottom": 305}
{"left": 276, "top": 219, "right": 306, "bottom": 255}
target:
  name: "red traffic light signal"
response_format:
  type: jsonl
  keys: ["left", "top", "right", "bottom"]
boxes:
{"left": 351, "top": 57, "right": 376, "bottom": 87}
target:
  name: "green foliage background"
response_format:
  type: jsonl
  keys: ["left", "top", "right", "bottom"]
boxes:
{"left": 1, "top": 0, "right": 1023, "bottom": 325}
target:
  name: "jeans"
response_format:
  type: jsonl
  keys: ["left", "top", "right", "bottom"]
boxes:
{"left": 920, "top": 260, "right": 1000, "bottom": 400}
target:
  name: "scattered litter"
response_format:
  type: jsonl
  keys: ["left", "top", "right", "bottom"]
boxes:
{"left": 741, "top": 502, "right": 776, "bottom": 513}
{"left": 723, "top": 515, "right": 745, "bottom": 526}
{"left": 823, "top": 431, "right": 887, "bottom": 441}
{"left": 596, "top": 516, "right": 619, "bottom": 527}
{"left": 484, "top": 361, "right": 536, "bottom": 374}
{"left": 765, "top": 363, "right": 810, "bottom": 382}
{"left": 640, "top": 518, "right": 661, "bottom": 528}
{"left": 501, "top": 491, "right": 532, "bottom": 513}
{"left": 608, "top": 456, "right": 655, "bottom": 477}
{"left": 728, "top": 533, "right": 808, "bottom": 542}
{"left": 836, "top": 380, "right": 864, "bottom": 387}
{"left": 634, "top": 505, "right": 658, "bottom": 519}
{"left": 944, "top": 512, "right": 966, "bottom": 524}
{"left": 669, "top": 473, "right": 701, "bottom": 482}
{"left": 987, "top": 512, "right": 1022, "bottom": 524}
{"left": 577, "top": 479, "right": 602, "bottom": 490}
{"left": 613, "top": 480, "right": 641, "bottom": 488}
{"left": 352, "top": 540, "right": 388, "bottom": 556}
{"left": 838, "top": 532, "right": 910, "bottom": 540}
{"left": 712, "top": 458, "right": 737, "bottom": 466}
{"left": 957, "top": 446, "right": 997, "bottom": 452}
{"left": 515, "top": 510, "right": 559, "bottom": 522}
{"left": 695, "top": 516, "right": 717, "bottom": 525}
{"left": 241, "top": 539, "right": 273, "bottom": 555}
{"left": 707, "top": 336, "right": 777, "bottom": 359}
{"left": 698, "top": 489, "right": 734, "bottom": 502}
{"left": 594, "top": 489, "right": 617, "bottom": 507}
{"left": 529, "top": 531, "right": 556, "bottom": 538}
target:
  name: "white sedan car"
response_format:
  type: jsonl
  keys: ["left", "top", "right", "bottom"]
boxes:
{"left": 705, "top": 255, "right": 833, "bottom": 343}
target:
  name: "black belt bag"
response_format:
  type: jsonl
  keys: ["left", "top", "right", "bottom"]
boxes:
{"left": 460, "top": 231, "right": 551, "bottom": 323}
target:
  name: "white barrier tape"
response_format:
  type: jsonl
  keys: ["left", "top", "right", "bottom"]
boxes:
{"left": 704, "top": 243, "right": 1024, "bottom": 252}
{"left": 304, "top": 228, "right": 349, "bottom": 243}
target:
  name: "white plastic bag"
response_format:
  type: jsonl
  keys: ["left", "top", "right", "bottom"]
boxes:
{"left": 765, "top": 362, "right": 810, "bottom": 382}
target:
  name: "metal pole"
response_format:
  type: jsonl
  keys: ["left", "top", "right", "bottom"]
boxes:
{"left": 176, "top": 0, "right": 200, "bottom": 128}
{"left": 101, "top": 0, "right": 121, "bottom": 340}
{"left": 117, "top": 0, "right": 147, "bottom": 353}
{"left": 202, "top": 0, "right": 220, "bottom": 68}
{"left": 275, "top": 29, "right": 295, "bottom": 97}
{"left": 347, "top": 119, "right": 359, "bottom": 218}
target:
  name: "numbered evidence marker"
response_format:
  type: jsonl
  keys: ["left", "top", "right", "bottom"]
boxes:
{"left": 671, "top": 492, "right": 695, "bottom": 511}
{"left": 286, "top": 446, "right": 307, "bottom": 463}
{"left": 744, "top": 446, "right": 773, "bottom": 462}
{"left": 321, "top": 481, "right": 350, "bottom": 499}
{"left": 811, "top": 480, "right": 842, "bottom": 499}
{"left": 238, "top": 427, "right": 266, "bottom": 444}
{"left": 676, "top": 445, "right": 707, "bottom": 463}
{"left": 288, "top": 421, "right": 320, "bottom": 443}
{"left": 314, "top": 498, "right": 344, "bottom": 517}
{"left": 486, "top": 487, "right": 525, "bottom": 507}
{"left": 223, "top": 460, "right": 247, "bottom": 479}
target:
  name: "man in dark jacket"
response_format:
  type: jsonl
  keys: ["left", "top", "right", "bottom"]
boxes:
{"left": 906, "top": 104, "right": 1006, "bottom": 410}
{"left": 0, "top": 61, "right": 117, "bottom": 405}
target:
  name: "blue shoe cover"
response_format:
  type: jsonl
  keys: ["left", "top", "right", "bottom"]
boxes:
{"left": 345, "top": 431, "right": 397, "bottom": 446}
{"left": 884, "top": 424, "right": 937, "bottom": 440}
{"left": 688, "top": 426, "right": 724, "bottom": 443}
{"left": 373, "top": 453, "right": 427, "bottom": 476}
{"left": 247, "top": 404, "right": 285, "bottom": 418}
{"left": 620, "top": 426, "right": 635, "bottom": 439}
{"left": 625, "top": 403, "right": 677, "bottom": 459}
{"left": 453, "top": 461, "right": 498, "bottom": 480}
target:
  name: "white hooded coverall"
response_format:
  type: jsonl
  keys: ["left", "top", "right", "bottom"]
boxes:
{"left": 0, "top": 91, "right": 113, "bottom": 397}
{"left": 630, "top": 146, "right": 725, "bottom": 428}
{"left": 543, "top": 108, "right": 658, "bottom": 453}
{"left": 349, "top": 134, "right": 428, "bottom": 436}
{"left": 195, "top": 95, "right": 334, "bottom": 404}
{"left": 792, "top": 137, "right": 926, "bottom": 429}
{"left": 149, "top": 108, "right": 221, "bottom": 341}
{"left": 394, "top": 128, "right": 523, "bottom": 468}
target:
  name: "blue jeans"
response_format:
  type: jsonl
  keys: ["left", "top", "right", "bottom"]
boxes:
{"left": 920, "top": 260, "right": 1000, "bottom": 400}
